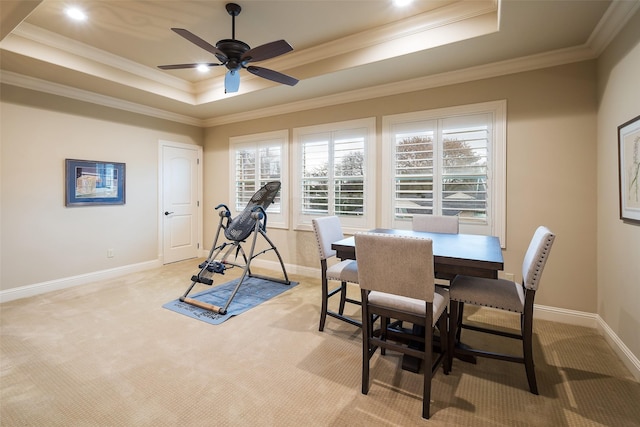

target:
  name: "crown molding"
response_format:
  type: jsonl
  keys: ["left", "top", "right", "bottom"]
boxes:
{"left": 0, "top": 70, "right": 205, "bottom": 127}
{"left": 203, "top": 44, "right": 596, "bottom": 127}
{"left": 265, "top": 0, "right": 498, "bottom": 71}
{"left": 587, "top": 0, "right": 640, "bottom": 56}
{"left": 10, "top": 22, "right": 191, "bottom": 93}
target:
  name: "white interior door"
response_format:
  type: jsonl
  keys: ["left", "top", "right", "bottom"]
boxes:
{"left": 161, "top": 142, "right": 201, "bottom": 264}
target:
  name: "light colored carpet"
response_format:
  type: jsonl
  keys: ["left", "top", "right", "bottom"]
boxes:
{"left": 1, "top": 259, "right": 639, "bottom": 426}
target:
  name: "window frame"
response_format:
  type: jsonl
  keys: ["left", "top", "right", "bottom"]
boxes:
{"left": 381, "top": 100, "right": 506, "bottom": 246}
{"left": 229, "top": 129, "right": 289, "bottom": 229}
{"left": 292, "top": 117, "right": 377, "bottom": 232}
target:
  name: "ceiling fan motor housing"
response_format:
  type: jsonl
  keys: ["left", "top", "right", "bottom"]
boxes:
{"left": 216, "top": 39, "right": 250, "bottom": 70}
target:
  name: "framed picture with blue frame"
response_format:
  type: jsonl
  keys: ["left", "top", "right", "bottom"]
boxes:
{"left": 65, "top": 159, "right": 126, "bottom": 206}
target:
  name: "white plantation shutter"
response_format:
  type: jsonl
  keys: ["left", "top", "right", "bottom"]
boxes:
{"left": 383, "top": 101, "right": 506, "bottom": 245}
{"left": 230, "top": 130, "right": 288, "bottom": 228}
{"left": 293, "top": 118, "right": 376, "bottom": 231}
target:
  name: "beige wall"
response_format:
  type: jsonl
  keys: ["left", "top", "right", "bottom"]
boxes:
{"left": 596, "top": 10, "right": 640, "bottom": 362}
{"left": 0, "top": 85, "right": 203, "bottom": 290}
{"left": 204, "top": 60, "right": 599, "bottom": 314}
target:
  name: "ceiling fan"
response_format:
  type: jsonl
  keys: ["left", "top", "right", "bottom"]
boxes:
{"left": 158, "top": 2, "right": 298, "bottom": 93}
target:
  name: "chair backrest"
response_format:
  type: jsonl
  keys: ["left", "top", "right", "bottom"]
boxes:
{"left": 412, "top": 214, "right": 459, "bottom": 234}
{"left": 312, "top": 216, "right": 345, "bottom": 261}
{"left": 522, "top": 226, "right": 555, "bottom": 291}
{"left": 355, "top": 232, "right": 435, "bottom": 302}
{"left": 225, "top": 181, "right": 281, "bottom": 241}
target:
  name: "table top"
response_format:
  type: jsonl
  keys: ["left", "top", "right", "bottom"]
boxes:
{"left": 332, "top": 228, "right": 504, "bottom": 278}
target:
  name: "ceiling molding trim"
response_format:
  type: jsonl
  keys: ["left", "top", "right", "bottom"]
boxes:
{"left": 0, "top": 70, "right": 205, "bottom": 127}
{"left": 260, "top": 0, "right": 498, "bottom": 72}
{"left": 203, "top": 44, "right": 596, "bottom": 127}
{"left": 587, "top": 0, "right": 640, "bottom": 56}
{"left": 11, "top": 22, "right": 193, "bottom": 93}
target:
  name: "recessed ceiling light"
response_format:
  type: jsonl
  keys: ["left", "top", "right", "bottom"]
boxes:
{"left": 65, "top": 7, "right": 87, "bottom": 21}
{"left": 393, "top": 0, "right": 413, "bottom": 7}
{"left": 196, "top": 64, "right": 209, "bottom": 73}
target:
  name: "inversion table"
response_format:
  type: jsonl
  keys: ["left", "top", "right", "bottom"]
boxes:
{"left": 180, "top": 181, "right": 290, "bottom": 314}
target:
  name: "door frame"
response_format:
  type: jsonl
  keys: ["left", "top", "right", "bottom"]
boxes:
{"left": 158, "top": 140, "right": 204, "bottom": 264}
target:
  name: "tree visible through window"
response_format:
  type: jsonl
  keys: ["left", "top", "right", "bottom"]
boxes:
{"left": 383, "top": 101, "right": 506, "bottom": 242}
{"left": 394, "top": 126, "right": 488, "bottom": 221}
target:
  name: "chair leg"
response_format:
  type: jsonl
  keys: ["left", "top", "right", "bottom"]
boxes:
{"left": 339, "top": 282, "right": 347, "bottom": 314}
{"left": 439, "top": 312, "right": 450, "bottom": 374}
{"left": 522, "top": 312, "right": 538, "bottom": 394}
{"left": 319, "top": 276, "right": 329, "bottom": 332}
{"left": 456, "top": 301, "right": 464, "bottom": 342}
{"left": 423, "top": 319, "right": 433, "bottom": 419}
{"left": 361, "top": 293, "right": 371, "bottom": 395}
{"left": 380, "top": 317, "right": 388, "bottom": 355}
{"left": 448, "top": 300, "right": 460, "bottom": 369}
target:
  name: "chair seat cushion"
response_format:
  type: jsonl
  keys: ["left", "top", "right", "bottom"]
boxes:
{"left": 368, "top": 288, "right": 449, "bottom": 326}
{"left": 449, "top": 275, "right": 525, "bottom": 313}
{"left": 326, "top": 259, "right": 359, "bottom": 284}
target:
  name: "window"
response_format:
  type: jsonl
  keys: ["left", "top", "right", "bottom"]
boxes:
{"left": 382, "top": 101, "right": 506, "bottom": 244}
{"left": 292, "top": 118, "right": 376, "bottom": 231}
{"left": 229, "top": 130, "right": 288, "bottom": 228}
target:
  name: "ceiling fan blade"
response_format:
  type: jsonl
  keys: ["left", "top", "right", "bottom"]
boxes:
{"left": 171, "top": 28, "right": 228, "bottom": 62}
{"left": 158, "top": 63, "right": 221, "bottom": 70}
{"left": 246, "top": 66, "right": 299, "bottom": 86}
{"left": 225, "top": 70, "right": 241, "bottom": 93}
{"left": 241, "top": 40, "right": 293, "bottom": 63}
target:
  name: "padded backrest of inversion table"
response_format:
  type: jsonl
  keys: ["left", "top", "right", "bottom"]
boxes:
{"left": 224, "top": 181, "right": 281, "bottom": 242}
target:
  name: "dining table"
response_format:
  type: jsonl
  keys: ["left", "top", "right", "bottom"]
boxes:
{"left": 332, "top": 228, "right": 504, "bottom": 278}
{"left": 331, "top": 228, "right": 504, "bottom": 371}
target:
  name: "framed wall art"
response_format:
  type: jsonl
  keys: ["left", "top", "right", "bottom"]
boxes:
{"left": 618, "top": 115, "right": 640, "bottom": 224}
{"left": 65, "top": 159, "right": 126, "bottom": 206}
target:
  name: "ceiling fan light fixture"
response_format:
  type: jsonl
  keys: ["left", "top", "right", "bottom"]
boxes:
{"left": 225, "top": 70, "right": 241, "bottom": 93}
{"left": 196, "top": 64, "right": 210, "bottom": 73}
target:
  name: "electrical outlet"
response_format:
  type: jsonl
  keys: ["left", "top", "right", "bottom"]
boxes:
{"left": 504, "top": 272, "right": 514, "bottom": 281}
{"left": 107, "top": 249, "right": 114, "bottom": 258}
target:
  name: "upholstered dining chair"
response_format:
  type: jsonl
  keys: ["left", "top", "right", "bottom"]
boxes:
{"left": 412, "top": 214, "right": 459, "bottom": 287}
{"left": 448, "top": 226, "right": 555, "bottom": 394}
{"left": 355, "top": 232, "right": 450, "bottom": 419}
{"left": 312, "top": 216, "right": 360, "bottom": 331}
{"left": 412, "top": 214, "right": 459, "bottom": 234}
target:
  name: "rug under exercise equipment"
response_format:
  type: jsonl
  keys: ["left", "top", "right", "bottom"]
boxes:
{"left": 162, "top": 276, "right": 299, "bottom": 325}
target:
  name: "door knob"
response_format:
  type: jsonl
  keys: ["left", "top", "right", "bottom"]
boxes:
{"left": 164, "top": 211, "right": 174, "bottom": 216}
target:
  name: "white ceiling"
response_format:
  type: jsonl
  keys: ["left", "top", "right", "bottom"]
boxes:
{"left": 1, "top": 0, "right": 638, "bottom": 126}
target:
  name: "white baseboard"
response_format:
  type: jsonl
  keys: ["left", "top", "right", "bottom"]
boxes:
{"left": 0, "top": 259, "right": 162, "bottom": 304}
{"left": 534, "top": 304, "right": 640, "bottom": 382}
{"left": 533, "top": 304, "right": 598, "bottom": 328}
{"left": 246, "top": 258, "right": 319, "bottom": 279}
{"left": 595, "top": 315, "right": 640, "bottom": 382}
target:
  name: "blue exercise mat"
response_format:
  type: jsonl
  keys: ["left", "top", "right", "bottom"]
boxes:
{"left": 163, "top": 276, "right": 298, "bottom": 325}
